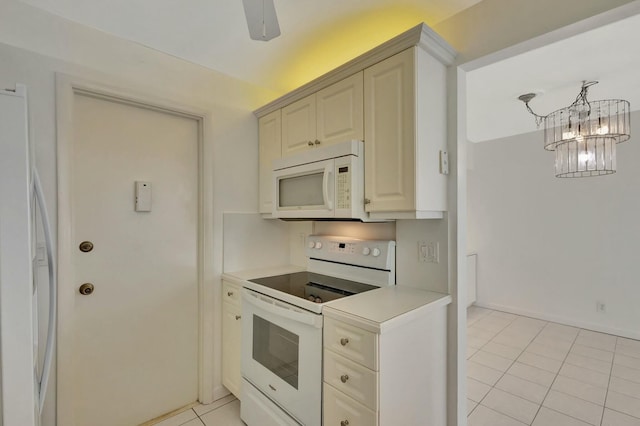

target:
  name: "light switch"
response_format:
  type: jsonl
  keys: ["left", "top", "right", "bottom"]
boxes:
{"left": 135, "top": 181, "right": 152, "bottom": 212}
{"left": 439, "top": 151, "right": 449, "bottom": 175}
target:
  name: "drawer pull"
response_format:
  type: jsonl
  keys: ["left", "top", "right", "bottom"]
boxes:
{"left": 227, "top": 291, "right": 234, "bottom": 296}
{"left": 308, "top": 141, "right": 314, "bottom": 146}
{"left": 340, "top": 338, "right": 349, "bottom": 346}
{"left": 341, "top": 420, "right": 349, "bottom": 426}
{"left": 235, "top": 315, "right": 241, "bottom": 320}
{"left": 340, "top": 374, "right": 349, "bottom": 383}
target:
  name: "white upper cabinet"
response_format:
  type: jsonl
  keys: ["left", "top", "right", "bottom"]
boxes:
{"left": 282, "top": 73, "right": 364, "bottom": 157}
{"left": 255, "top": 23, "right": 456, "bottom": 220}
{"left": 316, "top": 73, "right": 364, "bottom": 146}
{"left": 258, "top": 110, "right": 281, "bottom": 215}
{"left": 364, "top": 47, "right": 449, "bottom": 219}
{"left": 281, "top": 94, "right": 316, "bottom": 157}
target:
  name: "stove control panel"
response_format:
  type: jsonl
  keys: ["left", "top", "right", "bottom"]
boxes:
{"left": 306, "top": 235, "right": 396, "bottom": 271}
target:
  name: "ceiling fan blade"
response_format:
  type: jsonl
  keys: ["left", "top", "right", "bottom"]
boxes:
{"left": 242, "top": 0, "right": 281, "bottom": 41}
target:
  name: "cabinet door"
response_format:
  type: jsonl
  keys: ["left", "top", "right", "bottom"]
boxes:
{"left": 222, "top": 301, "right": 242, "bottom": 398}
{"left": 281, "top": 94, "right": 316, "bottom": 157}
{"left": 259, "top": 110, "right": 281, "bottom": 214}
{"left": 364, "top": 49, "right": 415, "bottom": 213}
{"left": 316, "top": 73, "right": 364, "bottom": 147}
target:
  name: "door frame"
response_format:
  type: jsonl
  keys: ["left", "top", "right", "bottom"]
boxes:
{"left": 55, "top": 73, "right": 214, "bottom": 426}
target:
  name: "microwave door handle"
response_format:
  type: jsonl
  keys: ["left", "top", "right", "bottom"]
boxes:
{"left": 323, "top": 164, "right": 333, "bottom": 210}
{"left": 243, "top": 289, "right": 321, "bottom": 328}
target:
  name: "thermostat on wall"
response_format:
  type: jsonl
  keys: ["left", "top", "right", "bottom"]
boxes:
{"left": 135, "top": 181, "right": 152, "bottom": 212}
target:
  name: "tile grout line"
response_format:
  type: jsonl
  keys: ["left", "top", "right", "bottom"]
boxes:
{"left": 473, "top": 316, "right": 549, "bottom": 425}
{"left": 600, "top": 339, "right": 617, "bottom": 426}
{"left": 195, "top": 398, "right": 238, "bottom": 424}
{"left": 466, "top": 310, "right": 520, "bottom": 418}
{"left": 468, "top": 308, "right": 640, "bottom": 425}
{"left": 523, "top": 322, "right": 580, "bottom": 424}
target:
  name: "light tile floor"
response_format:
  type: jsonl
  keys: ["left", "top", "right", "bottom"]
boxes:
{"left": 467, "top": 306, "right": 640, "bottom": 426}
{"left": 155, "top": 307, "right": 640, "bottom": 426}
{"left": 151, "top": 394, "right": 244, "bottom": 426}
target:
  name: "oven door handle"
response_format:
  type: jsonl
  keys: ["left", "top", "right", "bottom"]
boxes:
{"left": 243, "top": 289, "right": 322, "bottom": 328}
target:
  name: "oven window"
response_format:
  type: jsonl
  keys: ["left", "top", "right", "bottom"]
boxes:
{"left": 279, "top": 172, "right": 324, "bottom": 208}
{"left": 253, "top": 315, "right": 300, "bottom": 389}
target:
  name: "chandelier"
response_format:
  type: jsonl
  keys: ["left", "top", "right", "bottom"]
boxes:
{"left": 518, "top": 81, "right": 630, "bottom": 178}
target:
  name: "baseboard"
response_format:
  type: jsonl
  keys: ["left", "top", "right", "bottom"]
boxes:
{"left": 474, "top": 301, "right": 640, "bottom": 341}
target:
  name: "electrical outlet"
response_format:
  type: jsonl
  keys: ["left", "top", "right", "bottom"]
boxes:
{"left": 418, "top": 241, "right": 439, "bottom": 263}
{"left": 419, "top": 242, "right": 427, "bottom": 262}
{"left": 596, "top": 301, "right": 606, "bottom": 313}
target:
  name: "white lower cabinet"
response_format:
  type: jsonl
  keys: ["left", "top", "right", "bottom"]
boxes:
{"left": 222, "top": 280, "right": 242, "bottom": 399}
{"left": 323, "top": 291, "right": 448, "bottom": 426}
{"left": 324, "top": 383, "right": 377, "bottom": 426}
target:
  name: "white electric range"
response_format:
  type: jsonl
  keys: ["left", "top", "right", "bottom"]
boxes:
{"left": 240, "top": 235, "right": 396, "bottom": 426}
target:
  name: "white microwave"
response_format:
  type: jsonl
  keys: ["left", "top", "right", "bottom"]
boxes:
{"left": 272, "top": 140, "right": 367, "bottom": 220}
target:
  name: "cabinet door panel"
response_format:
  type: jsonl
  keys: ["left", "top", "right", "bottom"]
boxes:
{"left": 282, "top": 95, "right": 316, "bottom": 157}
{"left": 316, "top": 73, "right": 364, "bottom": 146}
{"left": 364, "top": 49, "right": 415, "bottom": 212}
{"left": 323, "top": 384, "right": 377, "bottom": 426}
{"left": 222, "top": 301, "right": 242, "bottom": 398}
{"left": 324, "top": 349, "right": 378, "bottom": 410}
{"left": 259, "top": 110, "right": 281, "bottom": 214}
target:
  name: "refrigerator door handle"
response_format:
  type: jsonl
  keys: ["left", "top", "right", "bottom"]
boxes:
{"left": 33, "top": 168, "right": 56, "bottom": 414}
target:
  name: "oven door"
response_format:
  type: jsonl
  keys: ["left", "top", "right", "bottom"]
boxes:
{"left": 241, "top": 289, "right": 322, "bottom": 426}
{"left": 273, "top": 158, "right": 335, "bottom": 218}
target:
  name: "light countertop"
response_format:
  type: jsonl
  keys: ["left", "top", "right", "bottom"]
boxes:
{"left": 324, "top": 286, "right": 451, "bottom": 333}
{"left": 222, "top": 266, "right": 451, "bottom": 333}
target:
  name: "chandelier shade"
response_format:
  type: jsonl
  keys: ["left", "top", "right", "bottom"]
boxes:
{"left": 519, "top": 82, "right": 631, "bottom": 178}
{"left": 543, "top": 99, "right": 631, "bottom": 151}
{"left": 554, "top": 136, "right": 616, "bottom": 178}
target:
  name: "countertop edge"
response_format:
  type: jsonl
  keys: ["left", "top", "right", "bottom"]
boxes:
{"left": 324, "top": 291, "right": 452, "bottom": 333}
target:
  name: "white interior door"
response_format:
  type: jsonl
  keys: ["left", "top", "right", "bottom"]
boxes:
{"left": 68, "top": 92, "right": 199, "bottom": 425}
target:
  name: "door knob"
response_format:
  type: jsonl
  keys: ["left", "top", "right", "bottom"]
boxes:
{"left": 79, "top": 283, "right": 94, "bottom": 295}
{"left": 79, "top": 241, "right": 94, "bottom": 252}
{"left": 340, "top": 374, "right": 349, "bottom": 383}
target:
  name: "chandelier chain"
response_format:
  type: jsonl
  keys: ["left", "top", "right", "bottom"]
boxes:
{"left": 521, "top": 81, "right": 598, "bottom": 128}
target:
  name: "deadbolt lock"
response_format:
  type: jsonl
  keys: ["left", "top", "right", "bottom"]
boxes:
{"left": 79, "top": 241, "right": 94, "bottom": 253}
{"left": 79, "top": 283, "right": 94, "bottom": 295}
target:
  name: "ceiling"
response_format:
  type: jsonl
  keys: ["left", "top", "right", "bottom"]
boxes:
{"left": 467, "top": 12, "right": 640, "bottom": 143}
{"left": 19, "top": 0, "right": 481, "bottom": 93}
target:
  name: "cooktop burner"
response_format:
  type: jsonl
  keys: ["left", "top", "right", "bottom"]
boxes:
{"left": 249, "top": 271, "right": 378, "bottom": 304}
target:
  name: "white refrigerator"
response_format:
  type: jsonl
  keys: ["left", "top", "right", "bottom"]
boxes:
{"left": 0, "top": 85, "right": 56, "bottom": 426}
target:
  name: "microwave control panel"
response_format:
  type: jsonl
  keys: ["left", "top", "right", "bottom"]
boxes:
{"left": 336, "top": 165, "right": 351, "bottom": 209}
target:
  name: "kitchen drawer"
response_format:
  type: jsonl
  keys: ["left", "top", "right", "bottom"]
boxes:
{"left": 323, "top": 383, "right": 377, "bottom": 426}
{"left": 324, "top": 317, "right": 378, "bottom": 370}
{"left": 222, "top": 280, "right": 241, "bottom": 306}
{"left": 324, "top": 349, "right": 378, "bottom": 410}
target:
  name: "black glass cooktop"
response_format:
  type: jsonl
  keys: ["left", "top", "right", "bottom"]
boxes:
{"left": 249, "top": 272, "right": 378, "bottom": 304}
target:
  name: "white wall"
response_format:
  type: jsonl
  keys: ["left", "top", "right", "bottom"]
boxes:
{"left": 223, "top": 213, "right": 315, "bottom": 272}
{"left": 0, "top": 1, "right": 278, "bottom": 423}
{"left": 313, "top": 220, "right": 449, "bottom": 292}
{"left": 468, "top": 110, "right": 640, "bottom": 339}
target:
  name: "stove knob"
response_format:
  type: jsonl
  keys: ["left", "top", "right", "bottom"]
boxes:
{"left": 308, "top": 241, "right": 315, "bottom": 249}
{"left": 362, "top": 247, "right": 371, "bottom": 256}
{"left": 314, "top": 241, "right": 323, "bottom": 249}
{"left": 372, "top": 248, "right": 381, "bottom": 257}
{"left": 314, "top": 296, "right": 323, "bottom": 303}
